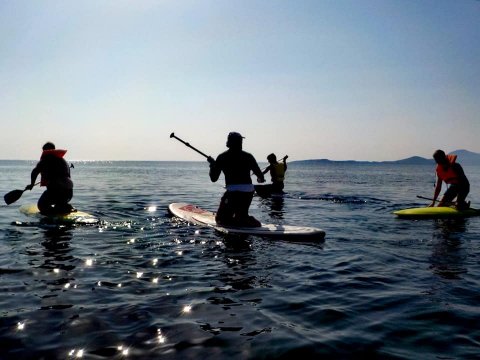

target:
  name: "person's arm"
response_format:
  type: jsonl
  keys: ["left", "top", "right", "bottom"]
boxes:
{"left": 430, "top": 176, "right": 442, "bottom": 207}
{"left": 251, "top": 157, "right": 265, "bottom": 183}
{"left": 26, "top": 166, "right": 40, "bottom": 190}
{"left": 262, "top": 165, "right": 270, "bottom": 175}
{"left": 283, "top": 155, "right": 288, "bottom": 171}
{"left": 208, "top": 156, "right": 221, "bottom": 182}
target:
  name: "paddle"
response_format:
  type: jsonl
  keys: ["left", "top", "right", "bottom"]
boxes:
{"left": 416, "top": 195, "right": 454, "bottom": 205}
{"left": 170, "top": 132, "right": 211, "bottom": 160}
{"left": 4, "top": 183, "right": 39, "bottom": 205}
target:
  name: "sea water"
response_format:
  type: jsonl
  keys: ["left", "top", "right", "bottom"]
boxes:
{"left": 0, "top": 160, "right": 479, "bottom": 359}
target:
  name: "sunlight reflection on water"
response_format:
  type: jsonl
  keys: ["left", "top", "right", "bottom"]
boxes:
{"left": 0, "top": 161, "right": 479, "bottom": 359}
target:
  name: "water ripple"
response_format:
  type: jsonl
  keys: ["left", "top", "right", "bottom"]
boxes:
{"left": 0, "top": 161, "right": 479, "bottom": 358}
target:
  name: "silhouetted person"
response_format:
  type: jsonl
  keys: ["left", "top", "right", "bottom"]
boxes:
{"left": 262, "top": 153, "right": 288, "bottom": 193}
{"left": 26, "top": 142, "right": 74, "bottom": 215}
{"left": 208, "top": 132, "right": 265, "bottom": 227}
{"left": 430, "top": 149, "right": 470, "bottom": 210}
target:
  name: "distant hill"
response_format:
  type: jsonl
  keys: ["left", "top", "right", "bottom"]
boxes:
{"left": 293, "top": 150, "right": 480, "bottom": 165}
{"left": 294, "top": 159, "right": 375, "bottom": 165}
{"left": 384, "top": 156, "right": 433, "bottom": 165}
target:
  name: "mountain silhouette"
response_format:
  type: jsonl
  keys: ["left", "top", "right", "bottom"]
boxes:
{"left": 294, "top": 150, "right": 480, "bottom": 165}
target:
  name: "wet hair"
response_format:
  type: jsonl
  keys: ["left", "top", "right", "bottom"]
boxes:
{"left": 433, "top": 149, "right": 446, "bottom": 160}
{"left": 433, "top": 149, "right": 450, "bottom": 165}
{"left": 267, "top": 153, "right": 276, "bottom": 162}
{"left": 42, "top": 142, "right": 55, "bottom": 151}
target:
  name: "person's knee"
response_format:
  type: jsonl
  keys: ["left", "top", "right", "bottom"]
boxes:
{"left": 37, "top": 201, "right": 54, "bottom": 215}
{"left": 38, "top": 193, "right": 52, "bottom": 213}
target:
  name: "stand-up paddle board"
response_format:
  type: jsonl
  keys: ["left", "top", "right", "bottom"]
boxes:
{"left": 254, "top": 184, "right": 285, "bottom": 198}
{"left": 169, "top": 203, "right": 325, "bottom": 240}
{"left": 19, "top": 204, "right": 99, "bottom": 225}
{"left": 394, "top": 206, "right": 480, "bottom": 219}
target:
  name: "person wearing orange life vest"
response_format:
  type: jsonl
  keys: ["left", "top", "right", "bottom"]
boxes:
{"left": 262, "top": 153, "right": 288, "bottom": 193}
{"left": 25, "top": 142, "right": 74, "bottom": 215}
{"left": 430, "top": 149, "right": 470, "bottom": 210}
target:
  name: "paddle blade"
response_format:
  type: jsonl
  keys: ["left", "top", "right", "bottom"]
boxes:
{"left": 4, "top": 189, "right": 25, "bottom": 205}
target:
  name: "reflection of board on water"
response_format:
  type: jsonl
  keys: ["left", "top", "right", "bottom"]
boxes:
{"left": 254, "top": 184, "right": 285, "bottom": 198}
{"left": 393, "top": 206, "right": 480, "bottom": 219}
{"left": 169, "top": 203, "right": 325, "bottom": 241}
{"left": 19, "top": 204, "right": 99, "bottom": 225}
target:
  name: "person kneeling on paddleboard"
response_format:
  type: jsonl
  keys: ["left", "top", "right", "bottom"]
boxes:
{"left": 208, "top": 132, "right": 265, "bottom": 227}
{"left": 430, "top": 149, "right": 470, "bottom": 210}
{"left": 25, "top": 142, "right": 75, "bottom": 215}
{"left": 262, "top": 153, "right": 288, "bottom": 193}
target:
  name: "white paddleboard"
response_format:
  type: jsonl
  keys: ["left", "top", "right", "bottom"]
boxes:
{"left": 19, "top": 204, "right": 99, "bottom": 225}
{"left": 169, "top": 203, "right": 325, "bottom": 240}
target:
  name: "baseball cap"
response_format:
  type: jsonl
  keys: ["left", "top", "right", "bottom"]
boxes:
{"left": 228, "top": 132, "right": 244, "bottom": 140}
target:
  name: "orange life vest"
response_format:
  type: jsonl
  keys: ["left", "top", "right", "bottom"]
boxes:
{"left": 436, "top": 154, "right": 459, "bottom": 184}
{"left": 40, "top": 149, "right": 67, "bottom": 186}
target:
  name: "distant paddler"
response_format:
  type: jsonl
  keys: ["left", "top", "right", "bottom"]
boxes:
{"left": 430, "top": 149, "right": 470, "bottom": 210}
{"left": 25, "top": 142, "right": 75, "bottom": 215}
{"left": 262, "top": 154, "right": 288, "bottom": 193}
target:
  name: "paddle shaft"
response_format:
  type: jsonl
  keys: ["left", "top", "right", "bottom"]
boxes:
{"left": 417, "top": 195, "right": 454, "bottom": 205}
{"left": 170, "top": 132, "right": 210, "bottom": 159}
{"left": 417, "top": 195, "right": 438, "bottom": 202}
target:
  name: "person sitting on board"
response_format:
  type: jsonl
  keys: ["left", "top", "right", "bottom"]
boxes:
{"left": 208, "top": 132, "right": 265, "bottom": 227}
{"left": 430, "top": 149, "right": 470, "bottom": 210}
{"left": 262, "top": 153, "right": 288, "bottom": 193}
{"left": 25, "top": 142, "right": 75, "bottom": 215}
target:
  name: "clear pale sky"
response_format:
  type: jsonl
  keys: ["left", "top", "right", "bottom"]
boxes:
{"left": 1, "top": 0, "right": 479, "bottom": 161}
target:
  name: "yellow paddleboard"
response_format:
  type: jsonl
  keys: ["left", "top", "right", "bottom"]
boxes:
{"left": 394, "top": 206, "right": 479, "bottom": 219}
{"left": 19, "top": 204, "right": 99, "bottom": 224}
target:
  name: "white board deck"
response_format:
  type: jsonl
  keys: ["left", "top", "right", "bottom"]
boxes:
{"left": 19, "top": 204, "right": 99, "bottom": 224}
{"left": 169, "top": 203, "right": 325, "bottom": 240}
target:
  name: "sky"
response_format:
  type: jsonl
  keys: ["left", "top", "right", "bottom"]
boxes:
{"left": 1, "top": 0, "right": 479, "bottom": 161}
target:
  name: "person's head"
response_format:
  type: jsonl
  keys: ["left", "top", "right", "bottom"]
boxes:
{"left": 226, "top": 132, "right": 244, "bottom": 150}
{"left": 42, "top": 142, "right": 55, "bottom": 151}
{"left": 433, "top": 149, "right": 448, "bottom": 165}
{"left": 267, "top": 153, "right": 277, "bottom": 164}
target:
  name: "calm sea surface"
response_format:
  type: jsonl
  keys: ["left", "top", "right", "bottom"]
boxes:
{"left": 1, "top": 160, "right": 479, "bottom": 359}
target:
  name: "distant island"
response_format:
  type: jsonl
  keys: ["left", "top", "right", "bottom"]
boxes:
{"left": 294, "top": 149, "right": 480, "bottom": 166}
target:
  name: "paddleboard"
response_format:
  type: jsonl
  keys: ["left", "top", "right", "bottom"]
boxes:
{"left": 169, "top": 203, "right": 325, "bottom": 240}
{"left": 254, "top": 184, "right": 284, "bottom": 198}
{"left": 19, "top": 204, "right": 99, "bottom": 225}
{"left": 394, "top": 206, "right": 480, "bottom": 219}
